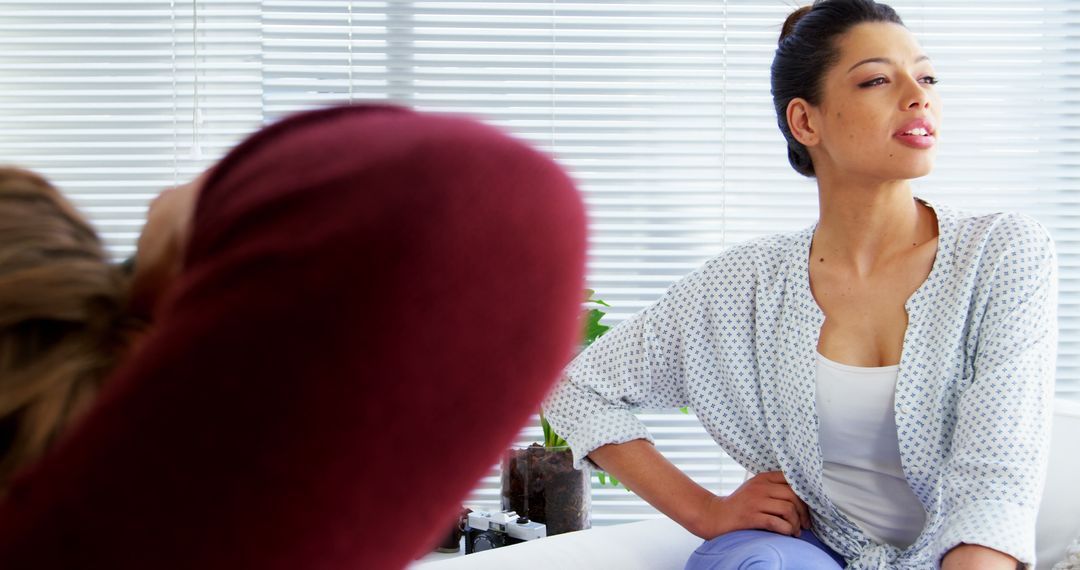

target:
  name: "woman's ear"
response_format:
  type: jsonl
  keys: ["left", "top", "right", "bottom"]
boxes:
{"left": 786, "top": 98, "right": 820, "bottom": 147}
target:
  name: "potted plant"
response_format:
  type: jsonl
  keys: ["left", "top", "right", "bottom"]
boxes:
{"left": 500, "top": 290, "right": 613, "bottom": 536}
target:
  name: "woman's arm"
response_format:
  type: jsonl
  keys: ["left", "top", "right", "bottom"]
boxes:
{"left": 542, "top": 241, "right": 812, "bottom": 541}
{"left": 932, "top": 214, "right": 1058, "bottom": 569}
{"left": 588, "top": 439, "right": 810, "bottom": 540}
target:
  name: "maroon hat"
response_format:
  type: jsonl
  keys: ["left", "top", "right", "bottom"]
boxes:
{"left": 0, "top": 104, "right": 588, "bottom": 570}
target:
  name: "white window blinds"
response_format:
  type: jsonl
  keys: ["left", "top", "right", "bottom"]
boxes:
{"left": 2, "top": 0, "right": 1077, "bottom": 526}
{"left": 0, "top": 1, "right": 261, "bottom": 257}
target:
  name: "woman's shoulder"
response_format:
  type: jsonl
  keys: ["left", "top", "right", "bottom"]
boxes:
{"left": 942, "top": 202, "right": 1048, "bottom": 239}
{"left": 650, "top": 228, "right": 809, "bottom": 312}
{"left": 934, "top": 201, "right": 1055, "bottom": 280}
{"left": 698, "top": 226, "right": 811, "bottom": 278}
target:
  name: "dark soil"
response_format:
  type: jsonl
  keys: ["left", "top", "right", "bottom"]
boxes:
{"left": 501, "top": 443, "right": 591, "bottom": 536}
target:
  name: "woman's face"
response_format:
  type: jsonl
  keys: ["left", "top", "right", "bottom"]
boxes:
{"left": 802, "top": 22, "right": 942, "bottom": 182}
{"left": 129, "top": 173, "right": 205, "bottom": 321}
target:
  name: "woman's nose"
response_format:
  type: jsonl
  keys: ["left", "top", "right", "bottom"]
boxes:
{"left": 907, "top": 96, "right": 930, "bottom": 110}
{"left": 903, "top": 78, "right": 932, "bottom": 110}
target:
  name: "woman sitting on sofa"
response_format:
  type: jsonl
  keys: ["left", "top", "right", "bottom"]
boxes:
{"left": 543, "top": 1, "right": 1056, "bottom": 569}
{"left": 0, "top": 104, "right": 588, "bottom": 570}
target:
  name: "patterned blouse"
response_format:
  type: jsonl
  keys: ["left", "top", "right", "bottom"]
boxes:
{"left": 542, "top": 199, "right": 1058, "bottom": 569}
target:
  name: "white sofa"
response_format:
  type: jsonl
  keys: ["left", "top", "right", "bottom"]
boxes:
{"left": 414, "top": 399, "right": 1080, "bottom": 569}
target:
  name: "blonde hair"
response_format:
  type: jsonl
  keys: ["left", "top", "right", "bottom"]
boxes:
{"left": 0, "top": 167, "right": 137, "bottom": 492}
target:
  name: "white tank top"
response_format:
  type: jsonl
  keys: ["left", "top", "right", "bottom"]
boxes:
{"left": 815, "top": 351, "right": 927, "bottom": 548}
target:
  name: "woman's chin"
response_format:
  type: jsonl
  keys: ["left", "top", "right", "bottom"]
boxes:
{"left": 885, "top": 157, "right": 936, "bottom": 181}
{"left": 900, "top": 150, "right": 937, "bottom": 179}
{"left": 904, "top": 164, "right": 935, "bottom": 180}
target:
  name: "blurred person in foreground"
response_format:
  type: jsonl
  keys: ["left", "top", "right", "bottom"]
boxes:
{"left": 0, "top": 103, "right": 588, "bottom": 570}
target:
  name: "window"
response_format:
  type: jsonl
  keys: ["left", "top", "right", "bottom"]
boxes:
{"left": 2, "top": 0, "right": 1076, "bottom": 526}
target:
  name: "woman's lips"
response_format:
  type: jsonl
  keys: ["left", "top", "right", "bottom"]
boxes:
{"left": 895, "top": 133, "right": 936, "bottom": 149}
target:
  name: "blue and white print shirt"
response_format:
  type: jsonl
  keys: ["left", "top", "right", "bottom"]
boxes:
{"left": 542, "top": 200, "right": 1058, "bottom": 569}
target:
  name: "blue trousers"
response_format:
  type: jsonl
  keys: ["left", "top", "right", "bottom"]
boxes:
{"left": 684, "top": 529, "right": 846, "bottom": 569}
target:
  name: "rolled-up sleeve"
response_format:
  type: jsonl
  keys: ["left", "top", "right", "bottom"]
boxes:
{"left": 933, "top": 215, "right": 1058, "bottom": 569}
{"left": 542, "top": 266, "right": 710, "bottom": 470}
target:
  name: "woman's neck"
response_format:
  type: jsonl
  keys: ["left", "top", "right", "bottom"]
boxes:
{"left": 812, "top": 179, "right": 936, "bottom": 277}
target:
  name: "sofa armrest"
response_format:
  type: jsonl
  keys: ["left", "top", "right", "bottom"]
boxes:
{"left": 1037, "top": 398, "right": 1080, "bottom": 569}
{"left": 409, "top": 517, "right": 702, "bottom": 570}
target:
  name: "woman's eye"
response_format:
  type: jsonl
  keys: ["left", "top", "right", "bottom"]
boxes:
{"left": 859, "top": 77, "right": 887, "bottom": 88}
{"left": 921, "top": 76, "right": 939, "bottom": 85}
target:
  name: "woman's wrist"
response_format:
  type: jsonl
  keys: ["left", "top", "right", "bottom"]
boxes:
{"left": 684, "top": 489, "right": 725, "bottom": 539}
{"left": 940, "top": 543, "right": 1021, "bottom": 570}
{"left": 587, "top": 440, "right": 717, "bottom": 539}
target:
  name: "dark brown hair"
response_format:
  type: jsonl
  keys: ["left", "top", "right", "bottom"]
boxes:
{"left": 771, "top": 0, "right": 905, "bottom": 177}
{"left": 0, "top": 167, "right": 138, "bottom": 493}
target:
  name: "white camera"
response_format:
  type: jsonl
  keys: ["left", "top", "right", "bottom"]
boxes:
{"left": 464, "top": 510, "right": 546, "bottom": 553}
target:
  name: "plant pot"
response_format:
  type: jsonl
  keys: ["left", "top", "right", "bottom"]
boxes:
{"left": 500, "top": 443, "right": 591, "bottom": 536}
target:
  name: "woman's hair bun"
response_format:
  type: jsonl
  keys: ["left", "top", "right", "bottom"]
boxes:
{"left": 780, "top": 5, "right": 813, "bottom": 44}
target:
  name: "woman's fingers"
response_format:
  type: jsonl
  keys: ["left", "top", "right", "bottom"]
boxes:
{"left": 758, "top": 471, "right": 812, "bottom": 530}
{"left": 754, "top": 512, "right": 797, "bottom": 537}
{"left": 797, "top": 497, "right": 811, "bottom": 529}
{"left": 761, "top": 471, "right": 789, "bottom": 485}
{"left": 761, "top": 498, "right": 802, "bottom": 536}
{"left": 771, "top": 485, "right": 812, "bottom": 529}
{"left": 716, "top": 471, "right": 812, "bottom": 539}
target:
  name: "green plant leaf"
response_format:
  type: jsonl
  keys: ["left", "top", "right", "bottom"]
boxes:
{"left": 595, "top": 470, "right": 625, "bottom": 488}
{"left": 584, "top": 289, "right": 611, "bottom": 307}
{"left": 540, "top": 412, "right": 570, "bottom": 449}
{"left": 582, "top": 308, "right": 610, "bottom": 348}
{"left": 580, "top": 289, "right": 611, "bottom": 349}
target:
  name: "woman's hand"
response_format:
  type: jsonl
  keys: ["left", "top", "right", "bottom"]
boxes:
{"left": 941, "top": 544, "right": 1022, "bottom": 570}
{"left": 128, "top": 172, "right": 207, "bottom": 321}
{"left": 694, "top": 471, "right": 812, "bottom": 539}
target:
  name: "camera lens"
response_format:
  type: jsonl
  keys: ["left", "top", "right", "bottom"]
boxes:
{"left": 471, "top": 530, "right": 505, "bottom": 552}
